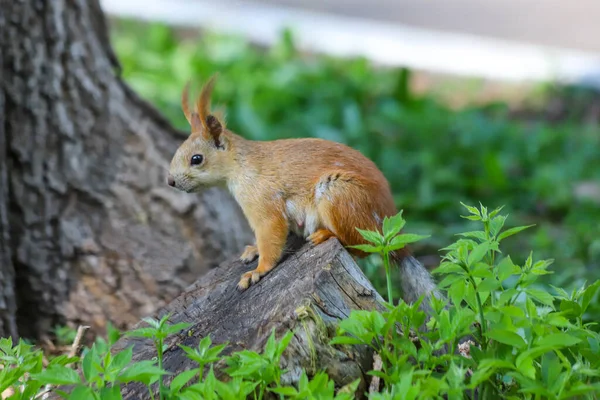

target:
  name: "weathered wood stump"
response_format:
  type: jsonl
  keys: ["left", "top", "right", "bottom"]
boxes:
{"left": 112, "top": 236, "right": 386, "bottom": 399}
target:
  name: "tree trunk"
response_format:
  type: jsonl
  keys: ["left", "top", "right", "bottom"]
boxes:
{"left": 111, "top": 237, "right": 384, "bottom": 399}
{"left": 0, "top": 0, "right": 253, "bottom": 340}
{"left": 0, "top": 77, "right": 18, "bottom": 340}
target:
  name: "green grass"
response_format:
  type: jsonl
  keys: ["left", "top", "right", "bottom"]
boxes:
{"left": 109, "top": 18, "right": 600, "bottom": 312}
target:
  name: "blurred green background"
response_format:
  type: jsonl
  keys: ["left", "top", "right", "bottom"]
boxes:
{"left": 110, "top": 19, "right": 600, "bottom": 317}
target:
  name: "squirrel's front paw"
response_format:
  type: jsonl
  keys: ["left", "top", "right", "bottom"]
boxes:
{"left": 237, "top": 270, "right": 261, "bottom": 291}
{"left": 240, "top": 245, "right": 259, "bottom": 263}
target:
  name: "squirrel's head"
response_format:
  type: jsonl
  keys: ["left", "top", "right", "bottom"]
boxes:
{"left": 167, "top": 74, "right": 231, "bottom": 193}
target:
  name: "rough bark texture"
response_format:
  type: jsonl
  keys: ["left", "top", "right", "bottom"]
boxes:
{"left": 0, "top": 0, "right": 253, "bottom": 340}
{"left": 110, "top": 237, "right": 385, "bottom": 399}
{"left": 0, "top": 65, "right": 18, "bottom": 340}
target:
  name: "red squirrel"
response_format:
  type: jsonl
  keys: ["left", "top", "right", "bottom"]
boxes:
{"left": 167, "top": 75, "right": 440, "bottom": 310}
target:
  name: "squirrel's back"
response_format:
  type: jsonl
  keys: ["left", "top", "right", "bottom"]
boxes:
{"left": 240, "top": 136, "right": 392, "bottom": 196}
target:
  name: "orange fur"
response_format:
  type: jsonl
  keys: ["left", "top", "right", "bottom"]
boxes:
{"left": 168, "top": 74, "right": 416, "bottom": 293}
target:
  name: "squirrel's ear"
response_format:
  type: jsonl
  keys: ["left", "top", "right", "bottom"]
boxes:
{"left": 181, "top": 81, "right": 192, "bottom": 126}
{"left": 196, "top": 73, "right": 225, "bottom": 148}
{"left": 182, "top": 81, "right": 206, "bottom": 135}
{"left": 205, "top": 114, "right": 224, "bottom": 148}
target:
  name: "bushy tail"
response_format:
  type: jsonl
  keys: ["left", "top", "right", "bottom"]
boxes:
{"left": 391, "top": 250, "right": 443, "bottom": 314}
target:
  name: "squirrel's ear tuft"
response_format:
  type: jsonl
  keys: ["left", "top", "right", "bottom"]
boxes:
{"left": 181, "top": 81, "right": 192, "bottom": 126}
{"left": 196, "top": 73, "right": 226, "bottom": 147}
{"left": 197, "top": 73, "right": 218, "bottom": 128}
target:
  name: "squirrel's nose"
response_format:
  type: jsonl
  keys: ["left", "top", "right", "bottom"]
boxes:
{"left": 167, "top": 175, "right": 176, "bottom": 187}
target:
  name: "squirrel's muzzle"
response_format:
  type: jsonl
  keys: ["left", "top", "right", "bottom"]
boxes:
{"left": 167, "top": 174, "right": 176, "bottom": 187}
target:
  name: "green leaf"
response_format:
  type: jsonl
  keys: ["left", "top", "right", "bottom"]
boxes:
{"left": 486, "top": 329, "right": 527, "bottom": 349}
{"left": 497, "top": 224, "right": 535, "bottom": 241}
{"left": 347, "top": 244, "right": 382, "bottom": 253}
{"left": 456, "top": 230, "right": 487, "bottom": 242}
{"left": 516, "top": 345, "right": 554, "bottom": 362}
{"left": 68, "top": 386, "right": 95, "bottom": 400}
{"left": 82, "top": 345, "right": 99, "bottom": 382}
{"left": 117, "top": 360, "right": 168, "bottom": 384}
{"left": 489, "top": 205, "right": 505, "bottom": 219}
{"left": 545, "top": 314, "right": 572, "bottom": 328}
{"left": 107, "top": 323, "right": 122, "bottom": 347}
{"left": 269, "top": 387, "right": 299, "bottom": 396}
{"left": 330, "top": 336, "right": 366, "bottom": 346}
{"left": 432, "top": 262, "right": 466, "bottom": 275}
{"left": 382, "top": 211, "right": 405, "bottom": 239}
{"left": 164, "top": 322, "right": 192, "bottom": 336}
{"left": 460, "top": 202, "right": 481, "bottom": 217}
{"left": 478, "top": 277, "right": 500, "bottom": 292}
{"left": 386, "top": 233, "right": 430, "bottom": 251}
{"left": 498, "top": 305, "right": 526, "bottom": 318}
{"left": 526, "top": 288, "right": 555, "bottom": 307}
{"left": 581, "top": 280, "right": 600, "bottom": 313}
{"left": 468, "top": 242, "right": 490, "bottom": 266}
{"left": 355, "top": 228, "right": 384, "bottom": 245}
{"left": 536, "top": 333, "right": 582, "bottom": 348}
{"left": 99, "top": 385, "right": 123, "bottom": 400}
{"left": 448, "top": 280, "right": 467, "bottom": 305}
{"left": 110, "top": 346, "right": 133, "bottom": 372}
{"left": 514, "top": 356, "right": 536, "bottom": 380}
{"left": 497, "top": 256, "right": 518, "bottom": 281}
{"left": 170, "top": 369, "right": 197, "bottom": 393}
{"left": 438, "top": 274, "right": 466, "bottom": 290}
{"left": 141, "top": 317, "right": 161, "bottom": 329}
{"left": 125, "top": 327, "right": 157, "bottom": 339}
{"left": 489, "top": 215, "right": 507, "bottom": 238}
{"left": 275, "top": 331, "right": 294, "bottom": 359}
{"left": 32, "top": 365, "right": 81, "bottom": 385}
{"left": 550, "top": 285, "right": 570, "bottom": 300}
{"left": 470, "top": 262, "right": 493, "bottom": 278}
{"left": 0, "top": 368, "right": 22, "bottom": 393}
{"left": 560, "top": 300, "right": 582, "bottom": 318}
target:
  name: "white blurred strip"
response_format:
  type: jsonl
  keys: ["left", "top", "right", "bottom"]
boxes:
{"left": 100, "top": 0, "right": 600, "bottom": 88}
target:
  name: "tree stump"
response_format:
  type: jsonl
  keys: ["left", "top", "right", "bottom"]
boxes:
{"left": 111, "top": 236, "right": 386, "bottom": 399}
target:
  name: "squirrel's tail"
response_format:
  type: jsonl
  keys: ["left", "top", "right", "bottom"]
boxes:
{"left": 391, "top": 250, "right": 443, "bottom": 313}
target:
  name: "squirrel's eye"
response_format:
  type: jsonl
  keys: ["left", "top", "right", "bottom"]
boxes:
{"left": 190, "top": 154, "right": 203, "bottom": 166}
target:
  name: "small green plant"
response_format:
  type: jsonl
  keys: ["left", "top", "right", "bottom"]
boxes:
{"left": 331, "top": 203, "right": 600, "bottom": 399}
{"left": 126, "top": 314, "right": 192, "bottom": 399}
{"left": 349, "top": 210, "right": 430, "bottom": 305}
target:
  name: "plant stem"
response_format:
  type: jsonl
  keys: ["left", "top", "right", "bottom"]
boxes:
{"left": 469, "top": 276, "right": 487, "bottom": 349}
{"left": 198, "top": 363, "right": 204, "bottom": 383}
{"left": 156, "top": 338, "right": 165, "bottom": 400}
{"left": 383, "top": 251, "right": 393, "bottom": 305}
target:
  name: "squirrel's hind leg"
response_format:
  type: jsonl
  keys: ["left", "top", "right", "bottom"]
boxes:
{"left": 307, "top": 229, "right": 336, "bottom": 246}
{"left": 313, "top": 171, "right": 393, "bottom": 251}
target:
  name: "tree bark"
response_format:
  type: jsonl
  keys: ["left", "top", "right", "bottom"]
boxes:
{"left": 111, "top": 237, "right": 385, "bottom": 399}
{"left": 0, "top": 0, "right": 253, "bottom": 340}
{"left": 0, "top": 75, "right": 18, "bottom": 340}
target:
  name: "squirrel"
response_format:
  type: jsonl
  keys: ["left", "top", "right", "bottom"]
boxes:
{"left": 167, "top": 74, "right": 441, "bottom": 312}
